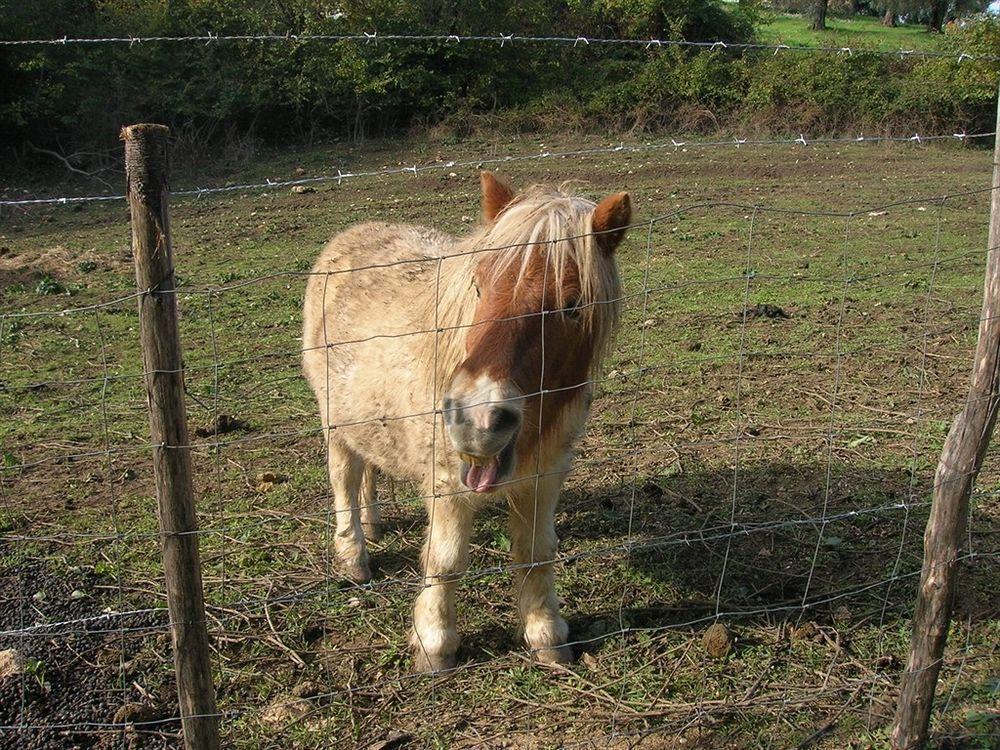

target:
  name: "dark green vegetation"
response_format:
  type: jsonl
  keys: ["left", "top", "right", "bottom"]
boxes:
{"left": 2, "top": 1, "right": 999, "bottom": 164}
{"left": 1, "top": 136, "right": 998, "bottom": 747}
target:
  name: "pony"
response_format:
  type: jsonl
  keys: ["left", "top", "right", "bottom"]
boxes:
{"left": 301, "top": 172, "right": 631, "bottom": 672}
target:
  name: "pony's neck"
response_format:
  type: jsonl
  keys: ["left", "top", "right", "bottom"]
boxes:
{"left": 420, "top": 232, "right": 482, "bottom": 393}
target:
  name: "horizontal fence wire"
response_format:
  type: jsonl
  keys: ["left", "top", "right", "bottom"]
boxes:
{"left": 5, "top": 491, "right": 997, "bottom": 640}
{"left": 1, "top": 236, "right": 989, "bottom": 394}
{"left": 0, "top": 31, "right": 995, "bottom": 62}
{"left": 0, "top": 131, "right": 992, "bottom": 207}
{"left": 1, "top": 550, "right": 993, "bottom": 734}
{"left": 0, "top": 317, "right": 990, "bottom": 475}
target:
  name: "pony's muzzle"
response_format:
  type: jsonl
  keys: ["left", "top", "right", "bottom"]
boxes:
{"left": 442, "top": 383, "right": 522, "bottom": 493}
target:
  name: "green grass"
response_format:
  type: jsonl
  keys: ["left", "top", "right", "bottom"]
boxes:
{"left": 2, "top": 134, "right": 999, "bottom": 748}
{"left": 759, "top": 12, "right": 945, "bottom": 51}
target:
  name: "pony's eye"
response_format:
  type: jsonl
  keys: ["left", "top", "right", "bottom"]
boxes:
{"left": 562, "top": 299, "right": 582, "bottom": 319}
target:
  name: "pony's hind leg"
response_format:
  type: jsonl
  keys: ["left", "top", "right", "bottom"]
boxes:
{"left": 359, "top": 465, "right": 383, "bottom": 542}
{"left": 326, "top": 437, "right": 372, "bottom": 584}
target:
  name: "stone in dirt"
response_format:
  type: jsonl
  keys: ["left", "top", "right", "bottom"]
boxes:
{"left": 791, "top": 621, "right": 820, "bottom": 642}
{"left": 261, "top": 696, "right": 309, "bottom": 727}
{"left": 291, "top": 185, "right": 316, "bottom": 194}
{"left": 0, "top": 649, "right": 26, "bottom": 680}
{"left": 369, "top": 732, "right": 413, "bottom": 750}
{"left": 702, "top": 622, "right": 734, "bottom": 659}
{"left": 113, "top": 701, "right": 162, "bottom": 726}
{"left": 291, "top": 681, "right": 321, "bottom": 699}
{"left": 256, "top": 470, "right": 290, "bottom": 492}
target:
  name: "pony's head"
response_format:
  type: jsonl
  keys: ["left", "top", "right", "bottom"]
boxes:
{"left": 443, "top": 172, "right": 630, "bottom": 493}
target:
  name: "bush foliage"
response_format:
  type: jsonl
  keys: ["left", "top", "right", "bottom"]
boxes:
{"left": 0, "top": 1, "right": 997, "bottom": 157}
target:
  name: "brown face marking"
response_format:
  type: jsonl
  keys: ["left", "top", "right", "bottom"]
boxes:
{"left": 459, "top": 248, "right": 595, "bottom": 461}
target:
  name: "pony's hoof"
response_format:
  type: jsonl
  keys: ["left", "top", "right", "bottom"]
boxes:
{"left": 534, "top": 644, "right": 574, "bottom": 665}
{"left": 362, "top": 522, "right": 384, "bottom": 543}
{"left": 340, "top": 557, "right": 373, "bottom": 585}
{"left": 412, "top": 649, "right": 457, "bottom": 675}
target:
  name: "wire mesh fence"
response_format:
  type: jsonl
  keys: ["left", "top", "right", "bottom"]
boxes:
{"left": 2, "top": 132, "right": 998, "bottom": 749}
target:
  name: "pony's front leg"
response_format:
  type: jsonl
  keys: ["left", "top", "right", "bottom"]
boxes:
{"left": 410, "top": 497, "right": 475, "bottom": 673}
{"left": 509, "top": 473, "right": 572, "bottom": 664}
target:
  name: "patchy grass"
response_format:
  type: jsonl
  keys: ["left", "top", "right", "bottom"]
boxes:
{"left": 1, "top": 134, "right": 999, "bottom": 749}
{"left": 759, "top": 12, "right": 945, "bottom": 52}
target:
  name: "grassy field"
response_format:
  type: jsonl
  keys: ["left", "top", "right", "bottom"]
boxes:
{"left": 759, "top": 12, "right": 945, "bottom": 51}
{"left": 1, "top": 134, "right": 999, "bottom": 749}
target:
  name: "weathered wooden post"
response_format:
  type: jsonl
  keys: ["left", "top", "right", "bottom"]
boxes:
{"left": 122, "top": 123, "right": 221, "bottom": 750}
{"left": 891, "top": 90, "right": 1000, "bottom": 748}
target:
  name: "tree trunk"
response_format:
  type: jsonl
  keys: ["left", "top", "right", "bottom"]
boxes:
{"left": 927, "top": 0, "right": 947, "bottom": 32}
{"left": 882, "top": 9, "right": 896, "bottom": 27}
{"left": 810, "top": 0, "right": 828, "bottom": 31}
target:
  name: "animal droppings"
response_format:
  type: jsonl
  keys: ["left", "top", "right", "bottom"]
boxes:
{"left": 744, "top": 303, "right": 790, "bottom": 320}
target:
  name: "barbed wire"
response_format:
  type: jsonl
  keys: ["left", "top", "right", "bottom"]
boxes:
{"left": 0, "top": 31, "right": 994, "bottom": 63}
{"left": 0, "top": 131, "right": 991, "bottom": 208}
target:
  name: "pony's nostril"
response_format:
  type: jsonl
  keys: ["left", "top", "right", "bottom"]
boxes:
{"left": 488, "top": 407, "right": 520, "bottom": 434}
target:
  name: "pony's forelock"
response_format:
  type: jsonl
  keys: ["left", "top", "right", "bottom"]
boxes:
{"left": 471, "top": 185, "right": 622, "bottom": 372}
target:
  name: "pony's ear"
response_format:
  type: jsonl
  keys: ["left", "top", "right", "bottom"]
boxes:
{"left": 592, "top": 192, "right": 631, "bottom": 254}
{"left": 480, "top": 171, "right": 515, "bottom": 222}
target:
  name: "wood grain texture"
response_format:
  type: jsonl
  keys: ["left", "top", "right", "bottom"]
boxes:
{"left": 123, "top": 123, "right": 220, "bottom": 750}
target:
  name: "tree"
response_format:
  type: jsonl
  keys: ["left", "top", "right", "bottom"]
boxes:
{"left": 811, "top": 0, "right": 828, "bottom": 30}
{"left": 927, "top": 0, "right": 947, "bottom": 31}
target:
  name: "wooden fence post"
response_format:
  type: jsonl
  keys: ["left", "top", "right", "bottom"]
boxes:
{"left": 122, "top": 123, "right": 221, "bottom": 750}
{"left": 890, "top": 89, "right": 1000, "bottom": 749}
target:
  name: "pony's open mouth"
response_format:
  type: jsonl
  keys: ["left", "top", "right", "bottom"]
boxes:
{"left": 458, "top": 438, "right": 516, "bottom": 494}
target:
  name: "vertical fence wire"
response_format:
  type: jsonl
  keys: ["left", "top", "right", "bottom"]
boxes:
{"left": 610, "top": 218, "right": 656, "bottom": 740}
{"left": 93, "top": 306, "right": 130, "bottom": 733}
{"left": 320, "top": 268, "right": 334, "bottom": 626}
{"left": 867, "top": 197, "right": 948, "bottom": 730}
{"left": 0, "top": 309, "right": 29, "bottom": 735}
{"left": 207, "top": 290, "right": 227, "bottom": 605}
{"left": 714, "top": 205, "right": 759, "bottom": 615}
{"left": 799, "top": 214, "right": 854, "bottom": 610}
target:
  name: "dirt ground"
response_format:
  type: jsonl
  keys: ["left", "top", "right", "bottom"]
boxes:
{"left": 1, "top": 134, "right": 998, "bottom": 748}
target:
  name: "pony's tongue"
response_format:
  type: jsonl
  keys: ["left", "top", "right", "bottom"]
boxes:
{"left": 465, "top": 457, "right": 500, "bottom": 493}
